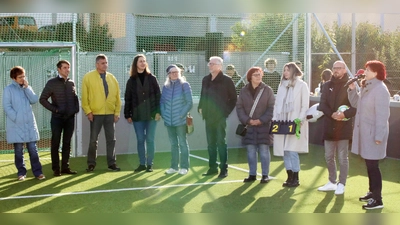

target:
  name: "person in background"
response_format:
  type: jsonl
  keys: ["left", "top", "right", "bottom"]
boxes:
{"left": 348, "top": 60, "right": 390, "bottom": 210}
{"left": 175, "top": 63, "right": 186, "bottom": 80}
{"left": 40, "top": 60, "right": 79, "bottom": 176}
{"left": 273, "top": 62, "right": 309, "bottom": 187}
{"left": 81, "top": 54, "right": 122, "bottom": 172}
{"left": 198, "top": 56, "right": 237, "bottom": 178}
{"left": 236, "top": 67, "right": 275, "bottom": 183}
{"left": 161, "top": 65, "right": 193, "bottom": 175}
{"left": 263, "top": 58, "right": 281, "bottom": 94}
{"left": 124, "top": 54, "right": 161, "bottom": 173}
{"left": 320, "top": 68, "right": 332, "bottom": 88}
{"left": 226, "top": 64, "right": 245, "bottom": 95}
{"left": 2, "top": 66, "right": 45, "bottom": 181}
{"left": 295, "top": 61, "right": 303, "bottom": 71}
{"left": 317, "top": 61, "right": 356, "bottom": 195}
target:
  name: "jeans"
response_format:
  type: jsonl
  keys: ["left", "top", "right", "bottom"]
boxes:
{"left": 14, "top": 142, "right": 43, "bottom": 177}
{"left": 50, "top": 116, "right": 75, "bottom": 171}
{"left": 283, "top": 150, "right": 300, "bottom": 172}
{"left": 166, "top": 125, "right": 189, "bottom": 170}
{"left": 324, "top": 140, "right": 349, "bottom": 185}
{"left": 133, "top": 120, "right": 157, "bottom": 166}
{"left": 246, "top": 144, "right": 271, "bottom": 176}
{"left": 87, "top": 115, "right": 116, "bottom": 167}
{"left": 205, "top": 119, "right": 227, "bottom": 170}
{"left": 365, "top": 159, "right": 382, "bottom": 201}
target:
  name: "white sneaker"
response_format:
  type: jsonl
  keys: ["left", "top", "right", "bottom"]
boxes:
{"left": 165, "top": 168, "right": 178, "bottom": 174}
{"left": 178, "top": 168, "right": 188, "bottom": 175}
{"left": 335, "top": 183, "right": 345, "bottom": 195}
{"left": 317, "top": 181, "right": 337, "bottom": 191}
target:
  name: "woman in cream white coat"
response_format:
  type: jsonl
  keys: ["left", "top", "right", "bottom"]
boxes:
{"left": 273, "top": 62, "right": 309, "bottom": 187}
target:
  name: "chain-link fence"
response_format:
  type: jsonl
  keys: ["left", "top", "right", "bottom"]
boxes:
{"left": 1, "top": 13, "right": 400, "bottom": 152}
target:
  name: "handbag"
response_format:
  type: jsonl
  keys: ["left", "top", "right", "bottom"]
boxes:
{"left": 236, "top": 88, "right": 265, "bottom": 137}
{"left": 186, "top": 113, "right": 194, "bottom": 134}
{"left": 235, "top": 124, "right": 248, "bottom": 136}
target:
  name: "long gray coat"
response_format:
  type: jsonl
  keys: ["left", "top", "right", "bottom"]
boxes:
{"left": 236, "top": 82, "right": 275, "bottom": 145}
{"left": 348, "top": 78, "right": 390, "bottom": 160}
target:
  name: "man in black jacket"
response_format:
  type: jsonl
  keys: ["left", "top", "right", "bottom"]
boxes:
{"left": 40, "top": 60, "right": 79, "bottom": 176}
{"left": 317, "top": 60, "right": 356, "bottom": 195}
{"left": 198, "top": 56, "right": 237, "bottom": 178}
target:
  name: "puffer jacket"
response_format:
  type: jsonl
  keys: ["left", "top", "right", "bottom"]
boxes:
{"left": 40, "top": 76, "right": 79, "bottom": 119}
{"left": 236, "top": 82, "right": 275, "bottom": 145}
{"left": 2, "top": 81, "right": 40, "bottom": 143}
{"left": 160, "top": 79, "right": 193, "bottom": 127}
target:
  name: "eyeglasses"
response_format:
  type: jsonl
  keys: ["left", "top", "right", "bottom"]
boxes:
{"left": 332, "top": 67, "right": 344, "bottom": 70}
{"left": 207, "top": 62, "right": 220, "bottom": 66}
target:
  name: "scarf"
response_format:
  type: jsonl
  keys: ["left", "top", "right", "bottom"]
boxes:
{"left": 275, "top": 79, "right": 295, "bottom": 120}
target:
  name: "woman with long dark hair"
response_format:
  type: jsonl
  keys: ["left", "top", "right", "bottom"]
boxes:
{"left": 124, "top": 54, "right": 161, "bottom": 172}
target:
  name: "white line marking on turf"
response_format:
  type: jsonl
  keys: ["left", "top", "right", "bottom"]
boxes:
{"left": 0, "top": 158, "right": 51, "bottom": 163}
{"left": 0, "top": 180, "right": 244, "bottom": 201}
{"left": 189, "top": 153, "right": 275, "bottom": 179}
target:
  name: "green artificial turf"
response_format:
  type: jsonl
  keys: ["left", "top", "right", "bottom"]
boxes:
{"left": 0, "top": 144, "right": 399, "bottom": 213}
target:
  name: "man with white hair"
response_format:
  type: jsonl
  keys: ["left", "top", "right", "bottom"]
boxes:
{"left": 198, "top": 56, "right": 237, "bottom": 178}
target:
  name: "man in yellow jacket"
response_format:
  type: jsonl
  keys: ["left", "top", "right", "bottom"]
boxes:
{"left": 81, "top": 54, "right": 122, "bottom": 172}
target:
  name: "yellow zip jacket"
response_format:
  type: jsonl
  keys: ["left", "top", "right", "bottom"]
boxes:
{"left": 81, "top": 70, "right": 121, "bottom": 116}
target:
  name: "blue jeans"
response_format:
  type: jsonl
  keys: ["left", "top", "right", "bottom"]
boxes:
{"left": 246, "top": 144, "right": 271, "bottom": 176}
{"left": 283, "top": 151, "right": 300, "bottom": 172}
{"left": 166, "top": 125, "right": 189, "bottom": 170}
{"left": 133, "top": 120, "right": 157, "bottom": 166}
{"left": 205, "top": 119, "right": 227, "bottom": 170}
{"left": 14, "top": 142, "right": 43, "bottom": 177}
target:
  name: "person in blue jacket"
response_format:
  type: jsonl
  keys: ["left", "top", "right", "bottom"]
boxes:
{"left": 2, "top": 66, "right": 45, "bottom": 181}
{"left": 161, "top": 65, "right": 193, "bottom": 175}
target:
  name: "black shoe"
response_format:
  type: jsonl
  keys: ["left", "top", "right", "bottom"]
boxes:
{"left": 146, "top": 165, "right": 153, "bottom": 172}
{"left": 202, "top": 168, "right": 218, "bottom": 176}
{"left": 61, "top": 168, "right": 77, "bottom": 174}
{"left": 362, "top": 199, "right": 384, "bottom": 210}
{"left": 218, "top": 169, "right": 228, "bottom": 178}
{"left": 260, "top": 175, "right": 270, "bottom": 184}
{"left": 243, "top": 175, "right": 257, "bottom": 182}
{"left": 53, "top": 170, "right": 61, "bottom": 176}
{"left": 86, "top": 165, "right": 95, "bottom": 172}
{"left": 108, "top": 164, "right": 121, "bottom": 171}
{"left": 134, "top": 165, "right": 146, "bottom": 172}
{"left": 359, "top": 192, "right": 373, "bottom": 202}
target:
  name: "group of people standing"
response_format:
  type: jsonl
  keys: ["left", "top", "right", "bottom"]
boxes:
{"left": 2, "top": 54, "right": 390, "bottom": 210}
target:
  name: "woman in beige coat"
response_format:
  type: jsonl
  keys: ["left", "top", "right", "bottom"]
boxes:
{"left": 273, "top": 62, "right": 309, "bottom": 187}
{"left": 348, "top": 60, "right": 390, "bottom": 210}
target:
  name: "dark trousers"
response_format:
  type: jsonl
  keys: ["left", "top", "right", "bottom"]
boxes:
{"left": 51, "top": 116, "right": 75, "bottom": 171}
{"left": 365, "top": 159, "right": 382, "bottom": 201}
{"left": 87, "top": 115, "right": 116, "bottom": 167}
{"left": 205, "top": 119, "right": 227, "bottom": 170}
